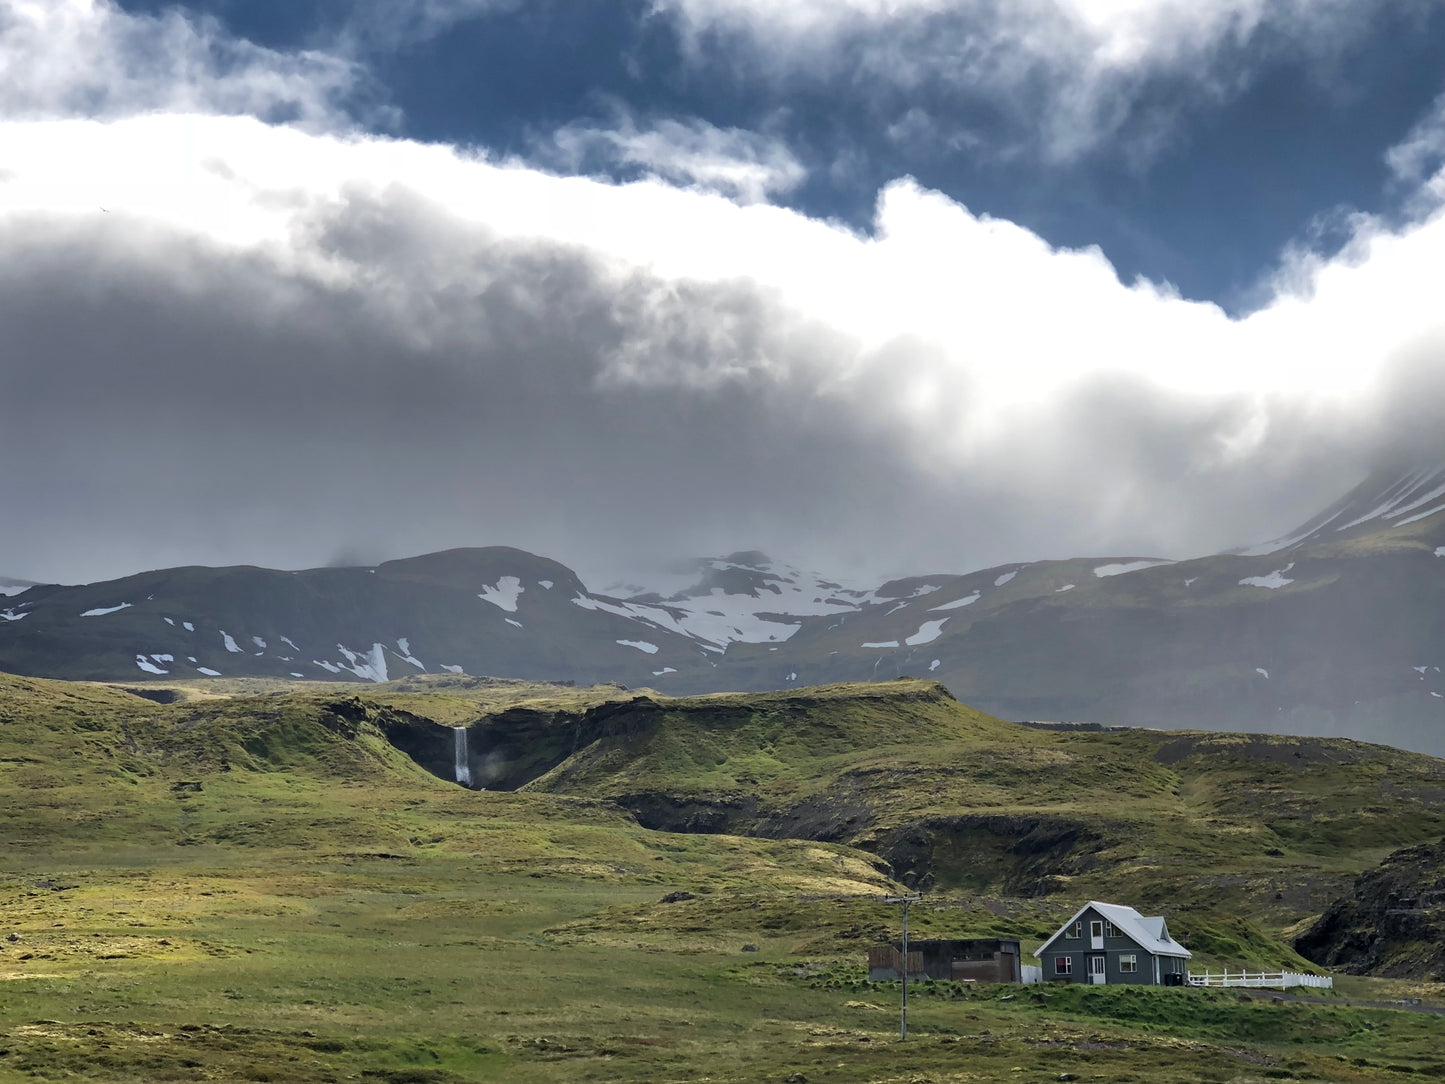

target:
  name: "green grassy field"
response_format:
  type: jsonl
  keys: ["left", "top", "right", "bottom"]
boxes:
{"left": 2, "top": 671, "right": 1444, "bottom": 1082}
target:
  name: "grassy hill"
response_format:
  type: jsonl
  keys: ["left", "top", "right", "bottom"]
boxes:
{"left": 4, "top": 671, "right": 1445, "bottom": 1081}
{"left": 509, "top": 680, "right": 1445, "bottom": 926}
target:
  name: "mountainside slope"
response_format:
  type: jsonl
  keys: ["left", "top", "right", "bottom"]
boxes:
{"left": 5, "top": 466, "right": 1445, "bottom": 755}
{"left": 0, "top": 547, "right": 725, "bottom": 688}
{"left": 710, "top": 466, "right": 1445, "bottom": 755}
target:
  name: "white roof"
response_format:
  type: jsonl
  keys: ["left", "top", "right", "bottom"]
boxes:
{"left": 1035, "top": 900, "right": 1192, "bottom": 959}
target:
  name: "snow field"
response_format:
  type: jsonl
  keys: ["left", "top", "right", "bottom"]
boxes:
{"left": 478, "top": 576, "right": 524, "bottom": 612}
{"left": 1239, "top": 563, "right": 1295, "bottom": 590}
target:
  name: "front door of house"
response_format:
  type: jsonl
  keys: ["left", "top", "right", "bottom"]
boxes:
{"left": 1089, "top": 955, "right": 1106, "bottom": 985}
{"left": 1090, "top": 920, "right": 1104, "bottom": 950}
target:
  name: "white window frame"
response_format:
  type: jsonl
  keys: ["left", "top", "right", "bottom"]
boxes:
{"left": 1055, "top": 955, "right": 1073, "bottom": 975}
{"left": 1119, "top": 954, "right": 1138, "bottom": 974}
{"left": 1067, "top": 921, "right": 1081, "bottom": 939}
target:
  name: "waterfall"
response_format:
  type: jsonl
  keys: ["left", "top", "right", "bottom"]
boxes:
{"left": 453, "top": 726, "right": 472, "bottom": 787}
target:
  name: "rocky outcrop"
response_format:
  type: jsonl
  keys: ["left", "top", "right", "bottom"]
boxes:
{"left": 1294, "top": 839, "right": 1445, "bottom": 979}
{"left": 874, "top": 813, "right": 1110, "bottom": 895}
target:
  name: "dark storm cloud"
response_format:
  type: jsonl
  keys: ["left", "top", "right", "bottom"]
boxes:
{"left": 0, "top": 198, "right": 920, "bottom": 584}
{"left": 5, "top": 169, "right": 1443, "bottom": 591}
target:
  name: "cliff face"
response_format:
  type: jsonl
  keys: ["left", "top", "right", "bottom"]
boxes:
{"left": 1295, "top": 839, "right": 1445, "bottom": 980}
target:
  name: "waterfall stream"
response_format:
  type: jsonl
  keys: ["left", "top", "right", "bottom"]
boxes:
{"left": 453, "top": 726, "right": 472, "bottom": 787}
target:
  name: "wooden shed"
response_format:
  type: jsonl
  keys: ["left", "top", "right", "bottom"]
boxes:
{"left": 867, "top": 938, "right": 1023, "bottom": 983}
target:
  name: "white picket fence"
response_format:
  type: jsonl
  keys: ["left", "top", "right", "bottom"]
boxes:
{"left": 1188, "top": 970, "right": 1332, "bottom": 990}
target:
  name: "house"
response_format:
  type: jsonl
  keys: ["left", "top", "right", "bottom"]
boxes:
{"left": 1035, "top": 901, "right": 1191, "bottom": 985}
{"left": 867, "top": 938, "right": 1023, "bottom": 983}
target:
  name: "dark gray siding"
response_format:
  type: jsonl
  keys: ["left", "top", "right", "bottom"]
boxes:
{"left": 1041, "top": 906, "right": 1186, "bottom": 986}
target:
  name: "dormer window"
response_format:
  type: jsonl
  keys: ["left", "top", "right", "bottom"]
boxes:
{"left": 1067, "top": 921, "right": 1081, "bottom": 939}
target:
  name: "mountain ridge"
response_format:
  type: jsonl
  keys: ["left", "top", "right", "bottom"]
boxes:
{"left": 4, "top": 466, "right": 1445, "bottom": 754}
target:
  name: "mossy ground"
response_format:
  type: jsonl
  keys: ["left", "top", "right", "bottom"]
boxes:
{"left": 2, "top": 671, "right": 1444, "bottom": 1081}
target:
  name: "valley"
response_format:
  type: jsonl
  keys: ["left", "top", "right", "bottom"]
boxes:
{"left": 2, "top": 671, "right": 1444, "bottom": 1081}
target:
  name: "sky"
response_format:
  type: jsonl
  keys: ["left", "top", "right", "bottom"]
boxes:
{"left": 4, "top": 0, "right": 1445, "bottom": 587}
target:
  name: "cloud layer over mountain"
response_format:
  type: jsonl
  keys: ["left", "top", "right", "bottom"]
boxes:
{"left": 3, "top": 0, "right": 1445, "bottom": 585}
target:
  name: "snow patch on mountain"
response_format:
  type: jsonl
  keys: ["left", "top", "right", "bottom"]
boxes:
{"left": 1395, "top": 503, "right": 1445, "bottom": 527}
{"left": 905, "top": 618, "right": 950, "bottom": 646}
{"left": 1334, "top": 468, "right": 1445, "bottom": 532}
{"left": 183, "top": 621, "right": 195, "bottom": 631}
{"left": 863, "top": 640, "right": 899, "bottom": 648}
{"left": 1240, "top": 563, "right": 1295, "bottom": 590}
{"left": 1056, "top": 584, "right": 1075, "bottom": 592}
{"left": 441, "top": 664, "right": 464, "bottom": 674}
{"left": 336, "top": 642, "right": 388, "bottom": 682}
{"left": 479, "top": 576, "right": 524, "bottom": 612}
{"left": 929, "top": 592, "right": 980, "bottom": 611}
{"left": 616, "top": 639, "right": 658, "bottom": 654}
{"left": 506, "top": 618, "right": 523, "bottom": 629}
{"left": 197, "top": 667, "right": 221, "bottom": 676}
{"left": 1236, "top": 511, "right": 1345, "bottom": 556}
{"left": 601, "top": 555, "right": 877, "bottom": 649}
{"left": 994, "top": 570, "right": 1017, "bottom": 586}
{"left": 1094, "top": 560, "right": 1173, "bottom": 578}
{"left": 251, "top": 636, "right": 267, "bottom": 649}
{"left": 395, "top": 637, "right": 425, "bottom": 670}
{"left": 81, "top": 603, "right": 131, "bottom": 617}
{"left": 220, "top": 631, "right": 243, "bottom": 653}
{"left": 1, "top": 609, "right": 28, "bottom": 621}
{"left": 538, "top": 579, "right": 554, "bottom": 589}
{"left": 929, "top": 659, "right": 941, "bottom": 671}
{"left": 134, "top": 655, "right": 167, "bottom": 675}
{"left": 574, "top": 586, "right": 797, "bottom": 649}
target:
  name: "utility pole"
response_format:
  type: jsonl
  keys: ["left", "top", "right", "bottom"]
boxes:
{"left": 884, "top": 893, "right": 922, "bottom": 1040}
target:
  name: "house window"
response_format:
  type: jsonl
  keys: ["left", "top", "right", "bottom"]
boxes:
{"left": 1067, "top": 921, "right": 1081, "bottom": 939}
{"left": 1119, "top": 955, "right": 1137, "bottom": 973}
{"left": 1055, "top": 956, "right": 1073, "bottom": 975}
{"left": 1104, "top": 921, "right": 1119, "bottom": 938}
